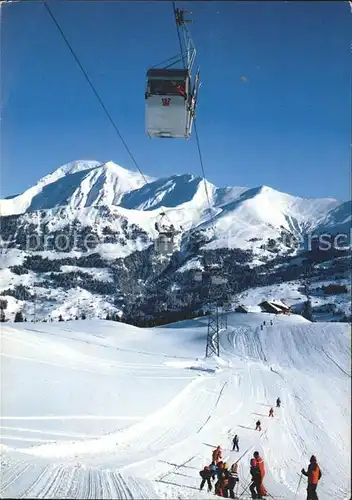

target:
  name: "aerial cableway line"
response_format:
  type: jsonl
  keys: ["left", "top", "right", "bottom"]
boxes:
{"left": 43, "top": 1, "right": 148, "bottom": 184}
{"left": 43, "top": 1, "right": 229, "bottom": 348}
{"left": 169, "top": 4, "right": 229, "bottom": 356}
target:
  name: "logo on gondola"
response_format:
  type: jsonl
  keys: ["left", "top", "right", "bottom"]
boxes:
{"left": 162, "top": 98, "right": 171, "bottom": 106}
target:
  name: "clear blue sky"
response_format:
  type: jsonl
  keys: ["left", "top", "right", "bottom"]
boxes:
{"left": 1, "top": 1, "right": 350, "bottom": 200}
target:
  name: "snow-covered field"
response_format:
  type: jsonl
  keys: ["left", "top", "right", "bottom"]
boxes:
{"left": 1, "top": 313, "right": 351, "bottom": 499}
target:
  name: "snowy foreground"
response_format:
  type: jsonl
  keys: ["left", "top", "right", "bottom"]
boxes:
{"left": 1, "top": 313, "right": 351, "bottom": 499}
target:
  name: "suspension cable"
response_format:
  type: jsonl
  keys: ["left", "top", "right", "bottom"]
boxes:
{"left": 172, "top": 2, "right": 186, "bottom": 70}
{"left": 171, "top": 3, "right": 230, "bottom": 324}
{"left": 46, "top": 0, "right": 219, "bottom": 264}
{"left": 193, "top": 121, "right": 217, "bottom": 240}
{"left": 43, "top": 1, "right": 149, "bottom": 185}
{"left": 172, "top": 2, "right": 217, "bottom": 240}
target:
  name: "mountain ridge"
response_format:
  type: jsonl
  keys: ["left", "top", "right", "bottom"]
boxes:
{"left": 1, "top": 161, "right": 348, "bottom": 242}
{"left": 1, "top": 159, "right": 345, "bottom": 213}
{"left": 0, "top": 160, "right": 350, "bottom": 323}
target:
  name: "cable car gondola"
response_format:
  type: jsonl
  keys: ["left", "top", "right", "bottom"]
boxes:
{"left": 193, "top": 261, "right": 228, "bottom": 286}
{"left": 206, "top": 263, "right": 228, "bottom": 285}
{"left": 194, "top": 269, "right": 203, "bottom": 282}
{"left": 154, "top": 212, "right": 181, "bottom": 255}
{"left": 145, "top": 7, "right": 200, "bottom": 139}
{"left": 211, "top": 274, "right": 228, "bottom": 286}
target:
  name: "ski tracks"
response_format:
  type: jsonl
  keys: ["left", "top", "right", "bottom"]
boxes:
{"left": 117, "top": 375, "right": 230, "bottom": 478}
{"left": 1, "top": 373, "right": 229, "bottom": 498}
{"left": 0, "top": 459, "right": 157, "bottom": 499}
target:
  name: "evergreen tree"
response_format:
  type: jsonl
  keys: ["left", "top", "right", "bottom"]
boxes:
{"left": 302, "top": 300, "right": 313, "bottom": 321}
{"left": 58, "top": 314, "right": 64, "bottom": 322}
{"left": 0, "top": 299, "right": 7, "bottom": 322}
{"left": 81, "top": 313, "right": 86, "bottom": 320}
{"left": 14, "top": 311, "right": 24, "bottom": 323}
{"left": 106, "top": 313, "right": 110, "bottom": 320}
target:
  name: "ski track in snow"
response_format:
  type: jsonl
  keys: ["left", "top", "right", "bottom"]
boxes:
{"left": 1, "top": 314, "right": 350, "bottom": 499}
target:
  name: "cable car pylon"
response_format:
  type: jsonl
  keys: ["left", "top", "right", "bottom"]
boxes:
{"left": 195, "top": 256, "right": 228, "bottom": 358}
{"left": 205, "top": 302, "right": 220, "bottom": 358}
{"left": 205, "top": 292, "right": 229, "bottom": 358}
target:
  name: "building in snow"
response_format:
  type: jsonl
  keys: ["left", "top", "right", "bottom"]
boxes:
{"left": 235, "top": 305, "right": 262, "bottom": 313}
{"left": 259, "top": 300, "right": 291, "bottom": 314}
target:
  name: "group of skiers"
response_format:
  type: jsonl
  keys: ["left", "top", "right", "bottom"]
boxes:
{"left": 199, "top": 447, "right": 239, "bottom": 498}
{"left": 199, "top": 397, "right": 323, "bottom": 499}
{"left": 255, "top": 399, "right": 280, "bottom": 431}
{"left": 260, "top": 320, "right": 273, "bottom": 331}
{"left": 199, "top": 447, "right": 267, "bottom": 499}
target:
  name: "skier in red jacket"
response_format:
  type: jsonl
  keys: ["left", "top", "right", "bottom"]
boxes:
{"left": 301, "top": 455, "right": 322, "bottom": 500}
{"left": 212, "top": 445, "right": 222, "bottom": 464}
{"left": 249, "top": 452, "right": 267, "bottom": 498}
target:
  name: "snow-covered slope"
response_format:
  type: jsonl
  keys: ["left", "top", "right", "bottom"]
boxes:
{"left": 198, "top": 185, "right": 342, "bottom": 249}
{"left": 1, "top": 314, "right": 350, "bottom": 499}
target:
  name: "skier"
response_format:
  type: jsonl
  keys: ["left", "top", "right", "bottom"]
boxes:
{"left": 254, "top": 452, "right": 267, "bottom": 497}
{"left": 199, "top": 465, "right": 213, "bottom": 492}
{"left": 301, "top": 455, "right": 322, "bottom": 500}
{"left": 214, "top": 462, "right": 227, "bottom": 496}
{"left": 260, "top": 324, "right": 263, "bottom": 330}
{"left": 212, "top": 445, "right": 223, "bottom": 464}
{"left": 209, "top": 461, "right": 218, "bottom": 480}
{"left": 215, "top": 461, "right": 224, "bottom": 481}
{"left": 232, "top": 434, "right": 239, "bottom": 451}
{"left": 270, "top": 320, "right": 273, "bottom": 326}
{"left": 263, "top": 320, "right": 266, "bottom": 326}
{"left": 269, "top": 407, "right": 274, "bottom": 417}
{"left": 276, "top": 397, "right": 281, "bottom": 407}
{"left": 220, "top": 463, "right": 230, "bottom": 498}
{"left": 255, "top": 419, "right": 261, "bottom": 431}
{"left": 249, "top": 454, "right": 262, "bottom": 499}
{"left": 227, "top": 463, "right": 239, "bottom": 499}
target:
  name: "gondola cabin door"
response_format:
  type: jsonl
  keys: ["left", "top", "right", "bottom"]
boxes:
{"left": 146, "top": 68, "right": 190, "bottom": 138}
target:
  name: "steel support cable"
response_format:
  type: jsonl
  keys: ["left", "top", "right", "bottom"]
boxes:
{"left": 172, "top": 1, "right": 186, "bottom": 69}
{"left": 191, "top": 79, "right": 226, "bottom": 337}
{"left": 43, "top": 1, "right": 149, "bottom": 185}
{"left": 172, "top": 2, "right": 217, "bottom": 242}
{"left": 193, "top": 121, "right": 217, "bottom": 241}
{"left": 170, "top": 6, "right": 227, "bottom": 360}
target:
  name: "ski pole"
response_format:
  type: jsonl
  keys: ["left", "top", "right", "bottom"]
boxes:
{"left": 293, "top": 473, "right": 303, "bottom": 500}
{"left": 238, "top": 480, "right": 251, "bottom": 499}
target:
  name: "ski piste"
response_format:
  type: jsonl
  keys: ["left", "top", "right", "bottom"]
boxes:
{"left": 236, "top": 497, "right": 285, "bottom": 500}
{"left": 1, "top": 314, "right": 349, "bottom": 499}
{"left": 236, "top": 498, "right": 286, "bottom": 500}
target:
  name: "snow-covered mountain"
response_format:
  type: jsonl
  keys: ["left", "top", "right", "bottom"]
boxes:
{"left": 0, "top": 161, "right": 153, "bottom": 216}
{"left": 1, "top": 160, "right": 349, "bottom": 240}
{"left": 0, "top": 160, "right": 350, "bottom": 322}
